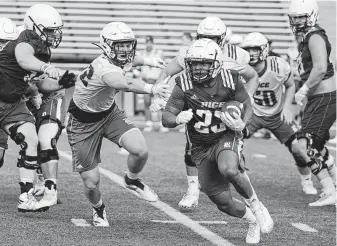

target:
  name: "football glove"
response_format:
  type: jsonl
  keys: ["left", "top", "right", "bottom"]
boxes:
{"left": 58, "top": 70, "right": 77, "bottom": 89}
{"left": 295, "top": 84, "right": 309, "bottom": 106}
{"left": 176, "top": 109, "right": 193, "bottom": 125}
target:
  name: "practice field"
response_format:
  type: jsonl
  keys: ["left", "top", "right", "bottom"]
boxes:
{"left": 0, "top": 130, "right": 335, "bottom": 246}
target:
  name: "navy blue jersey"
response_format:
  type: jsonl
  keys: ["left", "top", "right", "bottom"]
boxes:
{"left": 297, "top": 25, "right": 334, "bottom": 82}
{"left": 0, "top": 30, "right": 50, "bottom": 102}
{"left": 166, "top": 69, "right": 250, "bottom": 147}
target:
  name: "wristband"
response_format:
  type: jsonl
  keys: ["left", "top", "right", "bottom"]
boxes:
{"left": 300, "top": 84, "right": 310, "bottom": 93}
{"left": 40, "top": 63, "right": 54, "bottom": 73}
{"left": 175, "top": 116, "right": 180, "bottom": 125}
{"left": 144, "top": 84, "right": 153, "bottom": 94}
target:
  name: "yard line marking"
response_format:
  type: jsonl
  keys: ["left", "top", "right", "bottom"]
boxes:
{"left": 71, "top": 219, "right": 92, "bottom": 227}
{"left": 151, "top": 220, "right": 228, "bottom": 225}
{"left": 59, "top": 150, "right": 235, "bottom": 246}
{"left": 291, "top": 223, "right": 318, "bottom": 232}
{"left": 252, "top": 154, "right": 267, "bottom": 158}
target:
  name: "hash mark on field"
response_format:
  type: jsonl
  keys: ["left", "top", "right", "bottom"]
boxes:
{"left": 291, "top": 223, "right": 318, "bottom": 232}
{"left": 151, "top": 220, "right": 228, "bottom": 225}
{"left": 71, "top": 219, "right": 91, "bottom": 227}
{"left": 252, "top": 154, "right": 267, "bottom": 158}
{"left": 59, "top": 150, "right": 235, "bottom": 246}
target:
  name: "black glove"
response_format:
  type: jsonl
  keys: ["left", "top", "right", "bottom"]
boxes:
{"left": 58, "top": 70, "right": 77, "bottom": 89}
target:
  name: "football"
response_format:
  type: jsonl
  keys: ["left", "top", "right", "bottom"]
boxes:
{"left": 221, "top": 100, "right": 244, "bottom": 119}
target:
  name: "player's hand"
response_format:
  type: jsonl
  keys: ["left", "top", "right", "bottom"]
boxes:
{"left": 295, "top": 84, "right": 309, "bottom": 106}
{"left": 150, "top": 96, "right": 167, "bottom": 112}
{"left": 281, "top": 107, "right": 293, "bottom": 124}
{"left": 58, "top": 70, "right": 77, "bottom": 89}
{"left": 144, "top": 57, "right": 167, "bottom": 69}
{"left": 151, "top": 83, "right": 170, "bottom": 99}
{"left": 176, "top": 109, "right": 193, "bottom": 125}
{"left": 42, "top": 64, "right": 62, "bottom": 79}
{"left": 221, "top": 112, "right": 245, "bottom": 132}
{"left": 31, "top": 93, "right": 42, "bottom": 109}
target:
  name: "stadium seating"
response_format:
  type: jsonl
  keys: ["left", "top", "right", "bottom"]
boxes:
{"left": 1, "top": 0, "right": 294, "bottom": 63}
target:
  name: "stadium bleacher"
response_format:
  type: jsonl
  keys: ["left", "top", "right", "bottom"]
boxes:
{"left": 2, "top": 0, "right": 294, "bottom": 66}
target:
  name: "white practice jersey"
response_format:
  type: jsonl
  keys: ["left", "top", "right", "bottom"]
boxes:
{"left": 177, "top": 43, "right": 250, "bottom": 72}
{"left": 253, "top": 56, "right": 291, "bottom": 117}
{"left": 73, "top": 54, "right": 125, "bottom": 113}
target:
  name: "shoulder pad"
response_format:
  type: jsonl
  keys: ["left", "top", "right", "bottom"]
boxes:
{"left": 175, "top": 72, "right": 192, "bottom": 92}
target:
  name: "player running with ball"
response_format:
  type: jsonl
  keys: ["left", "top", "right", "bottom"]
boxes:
{"left": 162, "top": 39, "right": 273, "bottom": 244}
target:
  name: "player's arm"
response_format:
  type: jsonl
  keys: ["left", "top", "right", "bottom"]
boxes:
{"left": 283, "top": 73, "right": 296, "bottom": 109}
{"left": 162, "top": 85, "right": 191, "bottom": 128}
{"left": 15, "top": 42, "right": 61, "bottom": 79}
{"left": 132, "top": 55, "right": 166, "bottom": 69}
{"left": 303, "top": 34, "right": 328, "bottom": 89}
{"left": 281, "top": 72, "right": 296, "bottom": 124}
{"left": 102, "top": 72, "right": 170, "bottom": 97}
{"left": 36, "top": 70, "right": 77, "bottom": 92}
{"left": 240, "top": 64, "right": 259, "bottom": 97}
{"left": 234, "top": 78, "right": 253, "bottom": 126}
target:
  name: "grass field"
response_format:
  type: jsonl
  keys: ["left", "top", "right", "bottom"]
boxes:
{"left": 0, "top": 128, "right": 335, "bottom": 246}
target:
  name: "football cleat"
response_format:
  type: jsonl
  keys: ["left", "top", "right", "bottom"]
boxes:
{"left": 309, "top": 191, "right": 336, "bottom": 207}
{"left": 250, "top": 201, "right": 274, "bottom": 234}
{"left": 143, "top": 121, "right": 154, "bottom": 132}
{"left": 33, "top": 173, "right": 45, "bottom": 196}
{"left": 301, "top": 180, "right": 317, "bottom": 195}
{"left": 246, "top": 220, "right": 261, "bottom": 244}
{"left": 178, "top": 189, "right": 199, "bottom": 209}
{"left": 18, "top": 188, "right": 48, "bottom": 212}
{"left": 36, "top": 181, "right": 57, "bottom": 210}
{"left": 124, "top": 175, "right": 158, "bottom": 202}
{"left": 93, "top": 204, "right": 109, "bottom": 227}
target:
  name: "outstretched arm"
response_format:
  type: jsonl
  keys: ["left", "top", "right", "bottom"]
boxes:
{"left": 240, "top": 64, "right": 259, "bottom": 97}
{"left": 102, "top": 71, "right": 170, "bottom": 97}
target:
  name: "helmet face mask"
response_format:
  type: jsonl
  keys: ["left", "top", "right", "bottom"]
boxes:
{"left": 185, "top": 58, "right": 220, "bottom": 84}
{"left": 245, "top": 47, "right": 262, "bottom": 66}
{"left": 102, "top": 37, "right": 137, "bottom": 66}
{"left": 288, "top": 13, "right": 311, "bottom": 33}
{"left": 37, "top": 25, "right": 63, "bottom": 48}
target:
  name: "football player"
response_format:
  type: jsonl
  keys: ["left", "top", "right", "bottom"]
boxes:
{"left": 0, "top": 4, "right": 74, "bottom": 212}
{"left": 66, "top": 22, "right": 169, "bottom": 227}
{"left": 288, "top": 0, "right": 336, "bottom": 206}
{"left": 151, "top": 16, "right": 259, "bottom": 210}
{"left": 162, "top": 39, "right": 273, "bottom": 244}
{"left": 240, "top": 32, "right": 317, "bottom": 195}
{"left": 0, "top": 17, "right": 18, "bottom": 169}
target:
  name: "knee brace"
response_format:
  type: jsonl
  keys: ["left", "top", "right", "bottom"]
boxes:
{"left": 38, "top": 137, "right": 59, "bottom": 163}
{"left": 184, "top": 153, "right": 196, "bottom": 167}
{"left": 9, "top": 123, "right": 38, "bottom": 170}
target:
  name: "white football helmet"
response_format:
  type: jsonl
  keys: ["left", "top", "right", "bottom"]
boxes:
{"left": 99, "top": 22, "right": 137, "bottom": 66}
{"left": 185, "top": 38, "right": 224, "bottom": 84}
{"left": 0, "top": 17, "right": 18, "bottom": 41}
{"left": 0, "top": 17, "right": 18, "bottom": 51}
{"left": 197, "top": 16, "right": 228, "bottom": 49}
{"left": 288, "top": 0, "right": 319, "bottom": 34}
{"left": 241, "top": 32, "right": 269, "bottom": 65}
{"left": 24, "top": 4, "right": 63, "bottom": 48}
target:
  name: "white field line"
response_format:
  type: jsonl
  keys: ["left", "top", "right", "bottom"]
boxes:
{"left": 71, "top": 218, "right": 92, "bottom": 227}
{"left": 291, "top": 223, "right": 318, "bottom": 233}
{"left": 59, "top": 150, "right": 235, "bottom": 246}
{"left": 252, "top": 154, "right": 267, "bottom": 158}
{"left": 151, "top": 220, "right": 228, "bottom": 225}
